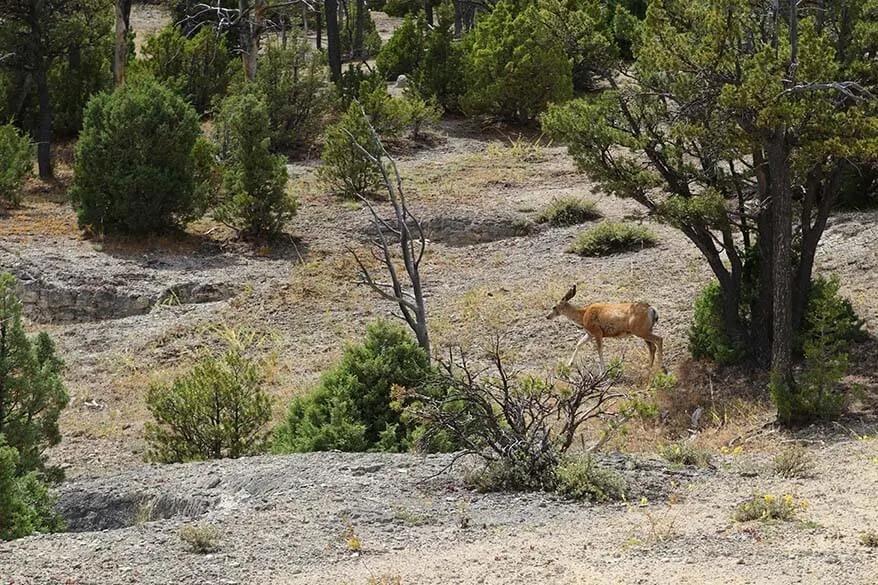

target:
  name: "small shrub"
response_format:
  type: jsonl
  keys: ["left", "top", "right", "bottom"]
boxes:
{"left": 0, "top": 124, "right": 33, "bottom": 207}
{"left": 376, "top": 14, "right": 425, "bottom": 81}
{"left": 144, "top": 330, "right": 272, "bottom": 463}
{"left": 319, "top": 102, "right": 384, "bottom": 198}
{"left": 555, "top": 456, "right": 627, "bottom": 502}
{"left": 688, "top": 282, "right": 746, "bottom": 365}
{"left": 214, "top": 92, "right": 294, "bottom": 239}
{"left": 178, "top": 522, "right": 221, "bottom": 553}
{"left": 733, "top": 494, "right": 804, "bottom": 522}
{"left": 860, "top": 531, "right": 878, "bottom": 548}
{"left": 773, "top": 276, "right": 864, "bottom": 426}
{"left": 272, "top": 320, "right": 434, "bottom": 453}
{"left": 659, "top": 442, "right": 712, "bottom": 467}
{"left": 771, "top": 445, "right": 815, "bottom": 478}
{"left": 536, "top": 197, "right": 601, "bottom": 227}
{"left": 407, "top": 342, "right": 625, "bottom": 492}
{"left": 0, "top": 273, "right": 69, "bottom": 478}
{"left": 251, "top": 40, "right": 330, "bottom": 151}
{"left": 569, "top": 221, "right": 658, "bottom": 256}
{"left": 71, "top": 78, "right": 203, "bottom": 235}
{"left": 0, "top": 437, "right": 64, "bottom": 541}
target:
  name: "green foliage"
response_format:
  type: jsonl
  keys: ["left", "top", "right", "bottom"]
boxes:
{"left": 687, "top": 282, "right": 746, "bottom": 365}
{"left": 537, "top": 0, "right": 622, "bottom": 91}
{"left": 799, "top": 276, "right": 867, "bottom": 351}
{"left": 554, "top": 456, "right": 627, "bottom": 502}
{"left": 462, "top": 0, "right": 572, "bottom": 123}
{"left": 568, "top": 221, "right": 657, "bottom": 256}
{"left": 214, "top": 92, "right": 294, "bottom": 239}
{"left": 0, "top": 124, "right": 33, "bottom": 207}
{"left": 340, "top": 4, "right": 382, "bottom": 59}
{"left": 0, "top": 437, "right": 64, "bottom": 541}
{"left": 536, "top": 197, "right": 600, "bottom": 227}
{"left": 71, "top": 78, "right": 203, "bottom": 235}
{"left": 376, "top": 14, "right": 425, "bottom": 81}
{"left": 772, "top": 277, "right": 863, "bottom": 426}
{"left": 861, "top": 531, "right": 878, "bottom": 548}
{"left": 415, "top": 5, "right": 468, "bottom": 112}
{"left": 319, "top": 101, "right": 384, "bottom": 198}
{"left": 0, "top": 0, "right": 113, "bottom": 138}
{"left": 382, "top": 0, "right": 420, "bottom": 17}
{"left": 659, "top": 442, "right": 712, "bottom": 468}
{"left": 249, "top": 40, "right": 330, "bottom": 151}
{"left": 733, "top": 494, "right": 802, "bottom": 523}
{"left": 144, "top": 331, "right": 272, "bottom": 463}
{"left": 136, "top": 25, "right": 233, "bottom": 115}
{"left": 273, "top": 320, "right": 434, "bottom": 453}
{"left": 0, "top": 273, "right": 69, "bottom": 479}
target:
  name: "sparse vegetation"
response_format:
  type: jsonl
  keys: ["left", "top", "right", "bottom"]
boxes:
{"left": 860, "top": 531, "right": 878, "bottom": 548}
{"left": 659, "top": 442, "right": 712, "bottom": 468}
{"left": 406, "top": 340, "right": 626, "bottom": 492}
{"left": 144, "top": 329, "right": 272, "bottom": 463}
{"left": 771, "top": 445, "right": 815, "bottom": 479}
{"left": 178, "top": 522, "right": 221, "bottom": 553}
{"left": 568, "top": 221, "right": 658, "bottom": 256}
{"left": 554, "top": 456, "right": 627, "bottom": 502}
{"left": 536, "top": 197, "right": 601, "bottom": 227}
{"left": 733, "top": 494, "right": 805, "bottom": 523}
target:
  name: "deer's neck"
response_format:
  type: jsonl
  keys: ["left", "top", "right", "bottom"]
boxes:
{"left": 560, "top": 303, "right": 587, "bottom": 327}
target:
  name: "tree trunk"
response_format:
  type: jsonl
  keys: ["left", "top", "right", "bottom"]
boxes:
{"left": 325, "top": 0, "right": 341, "bottom": 82}
{"left": 35, "top": 62, "right": 52, "bottom": 179}
{"left": 240, "top": 0, "right": 263, "bottom": 81}
{"left": 316, "top": 1, "right": 323, "bottom": 50}
{"left": 425, "top": 0, "right": 433, "bottom": 26}
{"left": 769, "top": 137, "right": 793, "bottom": 390}
{"left": 353, "top": 0, "right": 365, "bottom": 59}
{"left": 453, "top": 0, "right": 462, "bottom": 37}
{"left": 113, "top": 0, "right": 132, "bottom": 86}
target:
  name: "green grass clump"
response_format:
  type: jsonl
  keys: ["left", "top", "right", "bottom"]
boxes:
{"left": 536, "top": 197, "right": 601, "bottom": 227}
{"left": 568, "top": 221, "right": 658, "bottom": 256}
{"left": 554, "top": 456, "right": 628, "bottom": 502}
{"left": 860, "top": 531, "right": 878, "bottom": 547}
{"left": 659, "top": 442, "right": 712, "bottom": 467}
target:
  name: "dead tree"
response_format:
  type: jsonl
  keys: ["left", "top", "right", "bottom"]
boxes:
{"left": 344, "top": 109, "right": 431, "bottom": 359}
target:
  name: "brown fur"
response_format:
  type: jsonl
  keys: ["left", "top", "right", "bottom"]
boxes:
{"left": 547, "top": 285, "right": 663, "bottom": 371}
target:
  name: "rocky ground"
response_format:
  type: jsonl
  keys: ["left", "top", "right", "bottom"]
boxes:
{"left": 1, "top": 6, "right": 878, "bottom": 584}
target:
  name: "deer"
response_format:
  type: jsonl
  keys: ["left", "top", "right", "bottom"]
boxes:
{"left": 546, "top": 284, "right": 663, "bottom": 372}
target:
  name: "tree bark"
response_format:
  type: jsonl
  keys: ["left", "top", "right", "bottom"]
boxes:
{"left": 325, "top": 0, "right": 341, "bottom": 82}
{"left": 453, "top": 0, "right": 462, "bottom": 37}
{"left": 316, "top": 1, "right": 323, "bottom": 50}
{"left": 769, "top": 137, "right": 793, "bottom": 388}
{"left": 425, "top": 0, "right": 434, "bottom": 26}
{"left": 353, "top": 0, "right": 365, "bottom": 60}
{"left": 113, "top": 0, "right": 132, "bottom": 86}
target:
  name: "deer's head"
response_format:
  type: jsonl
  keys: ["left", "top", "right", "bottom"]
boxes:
{"left": 546, "top": 285, "right": 577, "bottom": 319}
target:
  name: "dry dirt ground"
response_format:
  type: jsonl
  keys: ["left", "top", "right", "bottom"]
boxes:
{"left": 2, "top": 7, "right": 878, "bottom": 585}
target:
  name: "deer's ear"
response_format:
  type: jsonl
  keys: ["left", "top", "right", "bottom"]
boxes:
{"left": 562, "top": 285, "right": 577, "bottom": 302}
